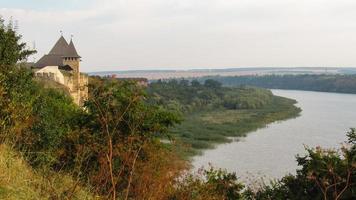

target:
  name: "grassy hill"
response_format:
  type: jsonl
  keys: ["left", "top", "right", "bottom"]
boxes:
{"left": 0, "top": 145, "right": 95, "bottom": 200}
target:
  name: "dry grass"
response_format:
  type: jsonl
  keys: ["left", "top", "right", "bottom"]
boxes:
{"left": 0, "top": 144, "right": 97, "bottom": 200}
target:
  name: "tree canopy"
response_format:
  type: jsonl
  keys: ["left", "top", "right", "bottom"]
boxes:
{"left": 0, "top": 17, "right": 35, "bottom": 68}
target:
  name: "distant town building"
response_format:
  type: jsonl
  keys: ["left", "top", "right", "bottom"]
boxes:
{"left": 32, "top": 36, "right": 88, "bottom": 106}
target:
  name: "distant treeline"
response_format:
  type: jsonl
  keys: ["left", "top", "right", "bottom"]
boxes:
{"left": 194, "top": 74, "right": 356, "bottom": 94}
{"left": 147, "top": 79, "right": 275, "bottom": 112}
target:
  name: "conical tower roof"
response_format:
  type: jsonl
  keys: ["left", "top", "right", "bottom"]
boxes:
{"left": 49, "top": 36, "right": 68, "bottom": 55}
{"left": 64, "top": 39, "right": 81, "bottom": 58}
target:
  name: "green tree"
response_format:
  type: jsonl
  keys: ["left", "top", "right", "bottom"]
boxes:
{"left": 0, "top": 17, "right": 79, "bottom": 166}
{"left": 191, "top": 79, "right": 201, "bottom": 87}
{"left": 169, "top": 167, "right": 245, "bottom": 200}
{"left": 204, "top": 79, "right": 222, "bottom": 89}
{"left": 59, "top": 77, "right": 181, "bottom": 199}
{"left": 0, "top": 17, "right": 36, "bottom": 143}
{"left": 0, "top": 17, "right": 36, "bottom": 68}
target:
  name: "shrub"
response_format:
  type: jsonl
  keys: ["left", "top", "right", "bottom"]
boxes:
{"left": 169, "top": 167, "right": 244, "bottom": 200}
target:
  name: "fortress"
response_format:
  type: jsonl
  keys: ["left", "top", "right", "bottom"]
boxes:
{"left": 33, "top": 36, "right": 88, "bottom": 106}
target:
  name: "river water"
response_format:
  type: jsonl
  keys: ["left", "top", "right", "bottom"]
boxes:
{"left": 192, "top": 90, "right": 356, "bottom": 181}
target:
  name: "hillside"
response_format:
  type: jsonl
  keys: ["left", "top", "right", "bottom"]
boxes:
{"left": 1, "top": 17, "right": 355, "bottom": 199}
{"left": 0, "top": 145, "right": 94, "bottom": 200}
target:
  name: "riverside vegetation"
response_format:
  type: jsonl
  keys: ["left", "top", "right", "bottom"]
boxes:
{"left": 147, "top": 80, "right": 301, "bottom": 156}
{"left": 1, "top": 18, "right": 355, "bottom": 199}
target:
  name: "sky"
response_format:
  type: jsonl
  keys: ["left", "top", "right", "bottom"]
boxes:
{"left": 1, "top": 0, "right": 356, "bottom": 72}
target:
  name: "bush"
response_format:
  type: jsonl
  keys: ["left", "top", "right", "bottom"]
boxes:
{"left": 148, "top": 79, "right": 274, "bottom": 112}
{"left": 169, "top": 167, "right": 244, "bottom": 200}
{"left": 0, "top": 66, "right": 81, "bottom": 166}
{"left": 56, "top": 77, "right": 182, "bottom": 199}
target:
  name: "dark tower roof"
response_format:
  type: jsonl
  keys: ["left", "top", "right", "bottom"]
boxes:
{"left": 34, "top": 35, "right": 81, "bottom": 69}
{"left": 35, "top": 54, "right": 64, "bottom": 68}
{"left": 49, "top": 36, "right": 69, "bottom": 55}
{"left": 64, "top": 39, "right": 81, "bottom": 58}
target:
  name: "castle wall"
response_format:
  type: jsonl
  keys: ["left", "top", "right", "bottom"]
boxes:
{"left": 63, "top": 58, "right": 82, "bottom": 105}
{"left": 34, "top": 65, "right": 89, "bottom": 107}
{"left": 79, "top": 73, "right": 89, "bottom": 106}
{"left": 34, "top": 37, "right": 88, "bottom": 107}
{"left": 63, "top": 58, "right": 80, "bottom": 73}
{"left": 34, "top": 66, "right": 65, "bottom": 84}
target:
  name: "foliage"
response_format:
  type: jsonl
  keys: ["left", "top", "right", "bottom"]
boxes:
{"left": 0, "top": 18, "right": 79, "bottom": 166}
{"left": 169, "top": 167, "right": 244, "bottom": 200}
{"left": 148, "top": 79, "right": 274, "bottom": 113}
{"left": 148, "top": 79, "right": 301, "bottom": 156}
{"left": 131, "top": 141, "right": 187, "bottom": 199}
{"left": 0, "top": 144, "right": 95, "bottom": 200}
{"left": 0, "top": 66, "right": 81, "bottom": 166}
{"left": 194, "top": 74, "right": 356, "bottom": 94}
{"left": 174, "top": 96, "right": 300, "bottom": 156}
{"left": 0, "top": 23, "right": 184, "bottom": 199}
{"left": 57, "top": 77, "right": 182, "bottom": 199}
{"left": 0, "top": 17, "right": 36, "bottom": 143}
{"left": 1, "top": 69, "right": 185, "bottom": 199}
{"left": 0, "top": 17, "right": 36, "bottom": 68}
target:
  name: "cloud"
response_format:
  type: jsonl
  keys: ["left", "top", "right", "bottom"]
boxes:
{"left": 1, "top": 0, "right": 356, "bottom": 71}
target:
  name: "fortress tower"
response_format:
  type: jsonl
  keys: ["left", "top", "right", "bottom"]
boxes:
{"left": 33, "top": 35, "right": 88, "bottom": 106}
{"left": 62, "top": 39, "right": 81, "bottom": 72}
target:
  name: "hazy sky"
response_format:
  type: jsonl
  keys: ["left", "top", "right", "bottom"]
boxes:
{"left": 1, "top": 0, "right": 356, "bottom": 72}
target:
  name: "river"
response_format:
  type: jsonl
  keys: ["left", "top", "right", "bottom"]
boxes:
{"left": 192, "top": 90, "right": 356, "bottom": 181}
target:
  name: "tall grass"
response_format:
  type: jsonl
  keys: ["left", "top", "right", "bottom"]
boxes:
{"left": 0, "top": 144, "right": 96, "bottom": 200}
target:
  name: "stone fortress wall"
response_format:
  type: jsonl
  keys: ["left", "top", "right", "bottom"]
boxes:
{"left": 34, "top": 66, "right": 88, "bottom": 106}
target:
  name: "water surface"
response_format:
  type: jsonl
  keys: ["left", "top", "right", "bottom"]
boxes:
{"left": 193, "top": 90, "right": 356, "bottom": 181}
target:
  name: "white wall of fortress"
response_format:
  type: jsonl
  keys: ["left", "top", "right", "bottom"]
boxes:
{"left": 35, "top": 66, "right": 65, "bottom": 85}
{"left": 34, "top": 66, "right": 88, "bottom": 106}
